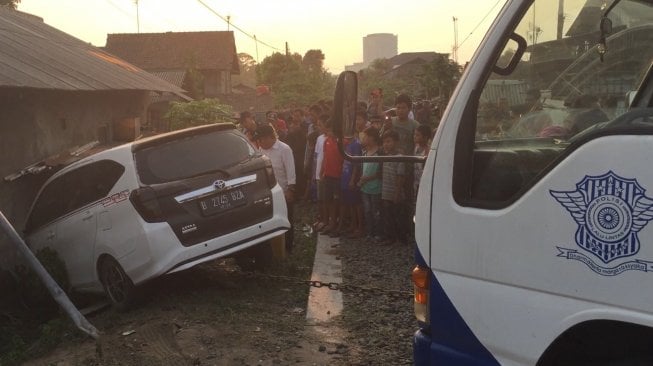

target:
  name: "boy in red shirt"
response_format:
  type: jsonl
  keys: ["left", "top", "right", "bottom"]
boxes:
{"left": 320, "top": 118, "right": 344, "bottom": 236}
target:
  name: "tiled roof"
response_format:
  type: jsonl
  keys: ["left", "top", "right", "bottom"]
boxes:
{"left": 0, "top": 8, "right": 185, "bottom": 94}
{"left": 105, "top": 31, "right": 240, "bottom": 74}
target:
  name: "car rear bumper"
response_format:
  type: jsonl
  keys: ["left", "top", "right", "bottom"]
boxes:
{"left": 122, "top": 187, "right": 290, "bottom": 285}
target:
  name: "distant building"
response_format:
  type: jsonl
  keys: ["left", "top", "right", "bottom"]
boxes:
{"left": 104, "top": 31, "right": 240, "bottom": 130}
{"left": 345, "top": 33, "right": 398, "bottom": 71}
{"left": 345, "top": 62, "right": 366, "bottom": 72}
{"left": 384, "top": 52, "right": 449, "bottom": 79}
{"left": 105, "top": 31, "right": 239, "bottom": 97}
{"left": 363, "top": 33, "right": 398, "bottom": 65}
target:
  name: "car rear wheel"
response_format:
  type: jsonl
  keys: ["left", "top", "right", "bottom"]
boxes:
{"left": 98, "top": 257, "right": 135, "bottom": 310}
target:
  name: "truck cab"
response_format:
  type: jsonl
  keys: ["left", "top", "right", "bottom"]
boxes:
{"left": 334, "top": 0, "right": 653, "bottom": 364}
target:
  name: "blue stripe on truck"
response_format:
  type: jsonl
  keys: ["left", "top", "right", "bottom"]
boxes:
{"left": 413, "top": 249, "right": 500, "bottom": 366}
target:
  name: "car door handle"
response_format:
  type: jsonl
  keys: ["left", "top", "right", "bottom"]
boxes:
{"left": 82, "top": 213, "right": 93, "bottom": 221}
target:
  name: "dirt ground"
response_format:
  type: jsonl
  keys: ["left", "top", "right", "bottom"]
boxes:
{"left": 22, "top": 262, "right": 346, "bottom": 366}
{"left": 9, "top": 204, "right": 416, "bottom": 366}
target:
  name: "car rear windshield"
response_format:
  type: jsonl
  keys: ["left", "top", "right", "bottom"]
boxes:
{"left": 135, "top": 130, "right": 256, "bottom": 184}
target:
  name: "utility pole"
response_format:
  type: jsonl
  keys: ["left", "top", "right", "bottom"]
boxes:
{"left": 452, "top": 16, "right": 459, "bottom": 64}
{"left": 134, "top": 0, "right": 140, "bottom": 33}
{"left": 557, "top": 0, "right": 565, "bottom": 40}
{"left": 254, "top": 35, "right": 259, "bottom": 63}
{"left": 227, "top": 15, "right": 231, "bottom": 31}
{"left": 285, "top": 42, "right": 289, "bottom": 57}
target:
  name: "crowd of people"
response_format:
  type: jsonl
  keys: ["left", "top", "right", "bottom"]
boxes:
{"left": 240, "top": 90, "right": 436, "bottom": 250}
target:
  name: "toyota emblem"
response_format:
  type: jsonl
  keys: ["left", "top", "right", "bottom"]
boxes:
{"left": 213, "top": 180, "right": 226, "bottom": 189}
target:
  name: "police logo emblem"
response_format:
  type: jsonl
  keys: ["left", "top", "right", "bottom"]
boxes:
{"left": 551, "top": 171, "right": 653, "bottom": 275}
{"left": 213, "top": 180, "right": 226, "bottom": 190}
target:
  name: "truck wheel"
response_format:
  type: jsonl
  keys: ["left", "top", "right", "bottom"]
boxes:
{"left": 98, "top": 257, "right": 136, "bottom": 311}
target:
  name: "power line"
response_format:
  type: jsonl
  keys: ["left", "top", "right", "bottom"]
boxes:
{"left": 104, "top": 0, "right": 133, "bottom": 19}
{"left": 458, "top": 0, "right": 503, "bottom": 49}
{"left": 195, "top": 0, "right": 282, "bottom": 52}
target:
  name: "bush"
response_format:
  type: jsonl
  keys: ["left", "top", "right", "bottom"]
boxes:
{"left": 165, "top": 98, "right": 235, "bottom": 131}
{"left": 16, "top": 247, "right": 69, "bottom": 309}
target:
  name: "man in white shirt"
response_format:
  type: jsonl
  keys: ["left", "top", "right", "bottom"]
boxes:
{"left": 255, "top": 125, "right": 296, "bottom": 253}
{"left": 313, "top": 115, "right": 328, "bottom": 231}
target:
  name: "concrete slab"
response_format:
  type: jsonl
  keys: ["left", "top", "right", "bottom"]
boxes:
{"left": 306, "top": 233, "right": 343, "bottom": 326}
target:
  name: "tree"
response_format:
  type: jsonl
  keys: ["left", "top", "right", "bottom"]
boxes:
{"left": 419, "top": 56, "right": 462, "bottom": 101}
{"left": 302, "top": 49, "right": 325, "bottom": 73}
{"left": 164, "top": 99, "right": 234, "bottom": 131}
{"left": 257, "top": 52, "right": 302, "bottom": 88}
{"left": 235, "top": 53, "right": 257, "bottom": 89}
{"left": 181, "top": 54, "right": 204, "bottom": 100}
{"left": 256, "top": 50, "right": 334, "bottom": 107}
{"left": 358, "top": 58, "right": 413, "bottom": 107}
{"left": 0, "top": 0, "right": 20, "bottom": 9}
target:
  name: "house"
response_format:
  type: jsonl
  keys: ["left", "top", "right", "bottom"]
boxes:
{"left": 0, "top": 8, "right": 185, "bottom": 269}
{"left": 104, "top": 31, "right": 240, "bottom": 131}
{"left": 384, "top": 52, "right": 449, "bottom": 79}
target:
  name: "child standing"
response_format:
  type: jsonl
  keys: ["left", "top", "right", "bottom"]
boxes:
{"left": 320, "top": 118, "right": 344, "bottom": 236}
{"left": 339, "top": 132, "right": 364, "bottom": 238}
{"left": 380, "top": 130, "right": 407, "bottom": 244}
{"left": 358, "top": 127, "right": 383, "bottom": 241}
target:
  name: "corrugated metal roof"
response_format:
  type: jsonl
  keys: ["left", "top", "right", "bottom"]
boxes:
{"left": 481, "top": 80, "right": 529, "bottom": 106}
{"left": 0, "top": 8, "right": 186, "bottom": 94}
{"left": 151, "top": 70, "right": 186, "bottom": 88}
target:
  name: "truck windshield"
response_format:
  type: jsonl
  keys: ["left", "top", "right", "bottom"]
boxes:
{"left": 463, "top": 0, "right": 653, "bottom": 204}
{"left": 478, "top": 0, "right": 653, "bottom": 141}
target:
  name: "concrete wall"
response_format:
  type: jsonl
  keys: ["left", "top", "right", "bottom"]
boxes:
{"left": 0, "top": 88, "right": 148, "bottom": 269}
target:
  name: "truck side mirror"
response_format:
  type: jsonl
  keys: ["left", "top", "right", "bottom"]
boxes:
{"left": 332, "top": 71, "right": 427, "bottom": 163}
{"left": 333, "top": 71, "right": 358, "bottom": 142}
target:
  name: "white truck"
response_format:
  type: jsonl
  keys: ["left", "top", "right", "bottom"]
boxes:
{"left": 334, "top": 0, "right": 653, "bottom": 364}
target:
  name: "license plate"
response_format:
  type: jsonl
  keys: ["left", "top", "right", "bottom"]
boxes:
{"left": 199, "top": 189, "right": 247, "bottom": 216}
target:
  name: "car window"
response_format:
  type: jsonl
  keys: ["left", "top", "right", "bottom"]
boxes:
{"left": 26, "top": 160, "right": 124, "bottom": 232}
{"left": 26, "top": 175, "right": 67, "bottom": 232}
{"left": 135, "top": 130, "right": 256, "bottom": 184}
{"left": 63, "top": 160, "right": 125, "bottom": 213}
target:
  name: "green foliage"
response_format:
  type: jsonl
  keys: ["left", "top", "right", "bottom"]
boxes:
{"left": 181, "top": 54, "right": 205, "bottom": 100}
{"left": 0, "top": 0, "right": 20, "bottom": 9}
{"left": 0, "top": 248, "right": 73, "bottom": 365}
{"left": 236, "top": 52, "right": 257, "bottom": 88}
{"left": 17, "top": 247, "right": 70, "bottom": 308}
{"left": 165, "top": 98, "right": 235, "bottom": 131}
{"left": 358, "top": 59, "right": 414, "bottom": 107}
{"left": 0, "top": 333, "right": 27, "bottom": 365}
{"left": 419, "top": 56, "right": 462, "bottom": 100}
{"left": 256, "top": 50, "right": 334, "bottom": 107}
{"left": 0, "top": 318, "right": 78, "bottom": 365}
{"left": 358, "top": 56, "right": 462, "bottom": 108}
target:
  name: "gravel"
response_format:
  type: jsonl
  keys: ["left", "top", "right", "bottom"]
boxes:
{"left": 337, "top": 235, "right": 416, "bottom": 365}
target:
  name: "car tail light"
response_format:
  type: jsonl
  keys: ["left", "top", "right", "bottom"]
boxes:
{"left": 412, "top": 265, "right": 429, "bottom": 325}
{"left": 129, "top": 187, "right": 165, "bottom": 222}
{"left": 265, "top": 164, "right": 277, "bottom": 189}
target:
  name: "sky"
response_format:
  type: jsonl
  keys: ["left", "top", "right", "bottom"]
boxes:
{"left": 18, "top": 0, "right": 507, "bottom": 73}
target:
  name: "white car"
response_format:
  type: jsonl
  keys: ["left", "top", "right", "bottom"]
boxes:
{"left": 24, "top": 123, "right": 289, "bottom": 308}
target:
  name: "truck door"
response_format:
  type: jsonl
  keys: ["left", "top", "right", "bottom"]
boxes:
{"left": 427, "top": 0, "right": 653, "bottom": 364}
